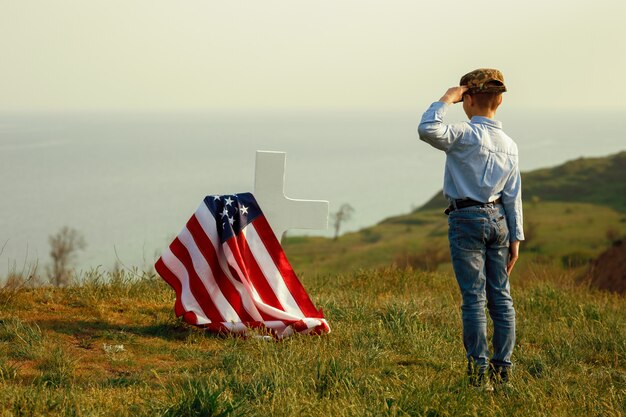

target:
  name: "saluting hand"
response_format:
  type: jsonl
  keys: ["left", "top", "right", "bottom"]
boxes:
{"left": 439, "top": 86, "right": 469, "bottom": 105}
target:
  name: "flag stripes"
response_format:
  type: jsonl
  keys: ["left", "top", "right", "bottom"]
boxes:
{"left": 251, "top": 214, "right": 323, "bottom": 318}
{"left": 155, "top": 193, "right": 330, "bottom": 338}
{"left": 191, "top": 215, "right": 264, "bottom": 323}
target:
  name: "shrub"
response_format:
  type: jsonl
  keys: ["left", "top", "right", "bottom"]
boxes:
{"left": 47, "top": 226, "right": 86, "bottom": 287}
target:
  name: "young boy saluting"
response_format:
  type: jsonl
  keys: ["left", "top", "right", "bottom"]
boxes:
{"left": 418, "top": 68, "right": 524, "bottom": 388}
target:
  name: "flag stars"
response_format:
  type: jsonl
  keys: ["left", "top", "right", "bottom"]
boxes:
{"left": 206, "top": 194, "right": 256, "bottom": 236}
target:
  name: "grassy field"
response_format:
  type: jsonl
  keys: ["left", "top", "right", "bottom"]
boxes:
{"left": 0, "top": 260, "right": 624, "bottom": 416}
{"left": 1, "top": 153, "right": 624, "bottom": 416}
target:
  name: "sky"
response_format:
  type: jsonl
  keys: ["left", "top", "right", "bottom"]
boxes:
{"left": 1, "top": 0, "right": 625, "bottom": 113}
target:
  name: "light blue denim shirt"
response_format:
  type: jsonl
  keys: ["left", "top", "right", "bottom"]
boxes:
{"left": 418, "top": 101, "right": 524, "bottom": 242}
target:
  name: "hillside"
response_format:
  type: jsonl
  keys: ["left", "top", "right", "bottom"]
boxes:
{"left": 284, "top": 201, "right": 626, "bottom": 277}
{"left": 1, "top": 264, "right": 624, "bottom": 416}
{"left": 282, "top": 152, "right": 626, "bottom": 278}
{"left": 418, "top": 151, "right": 626, "bottom": 212}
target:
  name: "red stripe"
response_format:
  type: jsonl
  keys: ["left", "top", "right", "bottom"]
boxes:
{"left": 186, "top": 215, "right": 256, "bottom": 324}
{"left": 217, "top": 240, "right": 276, "bottom": 323}
{"left": 309, "top": 321, "right": 331, "bottom": 335}
{"left": 169, "top": 238, "right": 225, "bottom": 323}
{"left": 223, "top": 262, "right": 276, "bottom": 322}
{"left": 154, "top": 258, "right": 185, "bottom": 318}
{"left": 252, "top": 215, "right": 324, "bottom": 318}
{"left": 182, "top": 311, "right": 199, "bottom": 326}
{"left": 227, "top": 232, "right": 285, "bottom": 312}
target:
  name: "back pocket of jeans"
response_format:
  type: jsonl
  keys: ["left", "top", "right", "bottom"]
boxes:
{"left": 494, "top": 215, "right": 510, "bottom": 246}
{"left": 450, "top": 218, "right": 486, "bottom": 251}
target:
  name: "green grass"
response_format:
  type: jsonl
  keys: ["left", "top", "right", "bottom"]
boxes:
{"left": 0, "top": 263, "right": 624, "bottom": 416}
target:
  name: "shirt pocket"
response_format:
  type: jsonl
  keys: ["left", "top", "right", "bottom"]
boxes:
{"left": 480, "top": 148, "right": 513, "bottom": 190}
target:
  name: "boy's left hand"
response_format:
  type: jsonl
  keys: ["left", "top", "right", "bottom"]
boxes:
{"left": 507, "top": 241, "right": 520, "bottom": 275}
{"left": 439, "top": 86, "right": 468, "bottom": 105}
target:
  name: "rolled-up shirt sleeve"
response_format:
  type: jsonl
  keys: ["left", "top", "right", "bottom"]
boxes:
{"left": 501, "top": 162, "right": 525, "bottom": 242}
{"left": 418, "top": 101, "right": 464, "bottom": 152}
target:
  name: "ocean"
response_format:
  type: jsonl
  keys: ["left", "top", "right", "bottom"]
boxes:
{"left": 1, "top": 107, "right": 624, "bottom": 272}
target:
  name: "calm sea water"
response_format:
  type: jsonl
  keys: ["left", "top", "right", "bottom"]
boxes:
{"left": 1, "top": 107, "right": 624, "bottom": 271}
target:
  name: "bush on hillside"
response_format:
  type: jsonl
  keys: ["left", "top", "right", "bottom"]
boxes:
{"left": 584, "top": 238, "right": 626, "bottom": 294}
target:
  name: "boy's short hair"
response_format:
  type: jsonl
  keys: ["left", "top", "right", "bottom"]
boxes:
{"left": 468, "top": 85, "right": 503, "bottom": 111}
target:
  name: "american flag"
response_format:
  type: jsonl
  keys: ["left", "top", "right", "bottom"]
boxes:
{"left": 155, "top": 193, "right": 330, "bottom": 338}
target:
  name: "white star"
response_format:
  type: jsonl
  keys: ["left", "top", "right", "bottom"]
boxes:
{"left": 240, "top": 205, "right": 249, "bottom": 215}
{"left": 222, "top": 222, "right": 226, "bottom": 229}
{"left": 228, "top": 216, "right": 235, "bottom": 225}
{"left": 220, "top": 207, "right": 229, "bottom": 218}
{"left": 224, "top": 196, "right": 234, "bottom": 206}
{"left": 212, "top": 195, "right": 221, "bottom": 201}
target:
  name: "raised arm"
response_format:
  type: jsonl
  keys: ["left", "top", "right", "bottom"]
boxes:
{"left": 418, "top": 86, "right": 468, "bottom": 152}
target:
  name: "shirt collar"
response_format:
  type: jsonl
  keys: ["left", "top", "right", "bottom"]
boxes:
{"left": 470, "top": 116, "right": 502, "bottom": 129}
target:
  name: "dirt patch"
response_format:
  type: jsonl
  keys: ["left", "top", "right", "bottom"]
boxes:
{"left": 585, "top": 239, "right": 626, "bottom": 294}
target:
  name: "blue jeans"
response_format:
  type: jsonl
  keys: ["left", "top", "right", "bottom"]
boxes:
{"left": 448, "top": 203, "right": 515, "bottom": 374}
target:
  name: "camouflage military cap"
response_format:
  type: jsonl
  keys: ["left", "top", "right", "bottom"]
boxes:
{"left": 460, "top": 68, "right": 507, "bottom": 95}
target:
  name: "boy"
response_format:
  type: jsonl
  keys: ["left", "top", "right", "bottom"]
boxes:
{"left": 417, "top": 68, "right": 524, "bottom": 389}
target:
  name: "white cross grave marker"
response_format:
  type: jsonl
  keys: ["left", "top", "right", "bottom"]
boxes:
{"left": 253, "top": 150, "right": 329, "bottom": 243}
